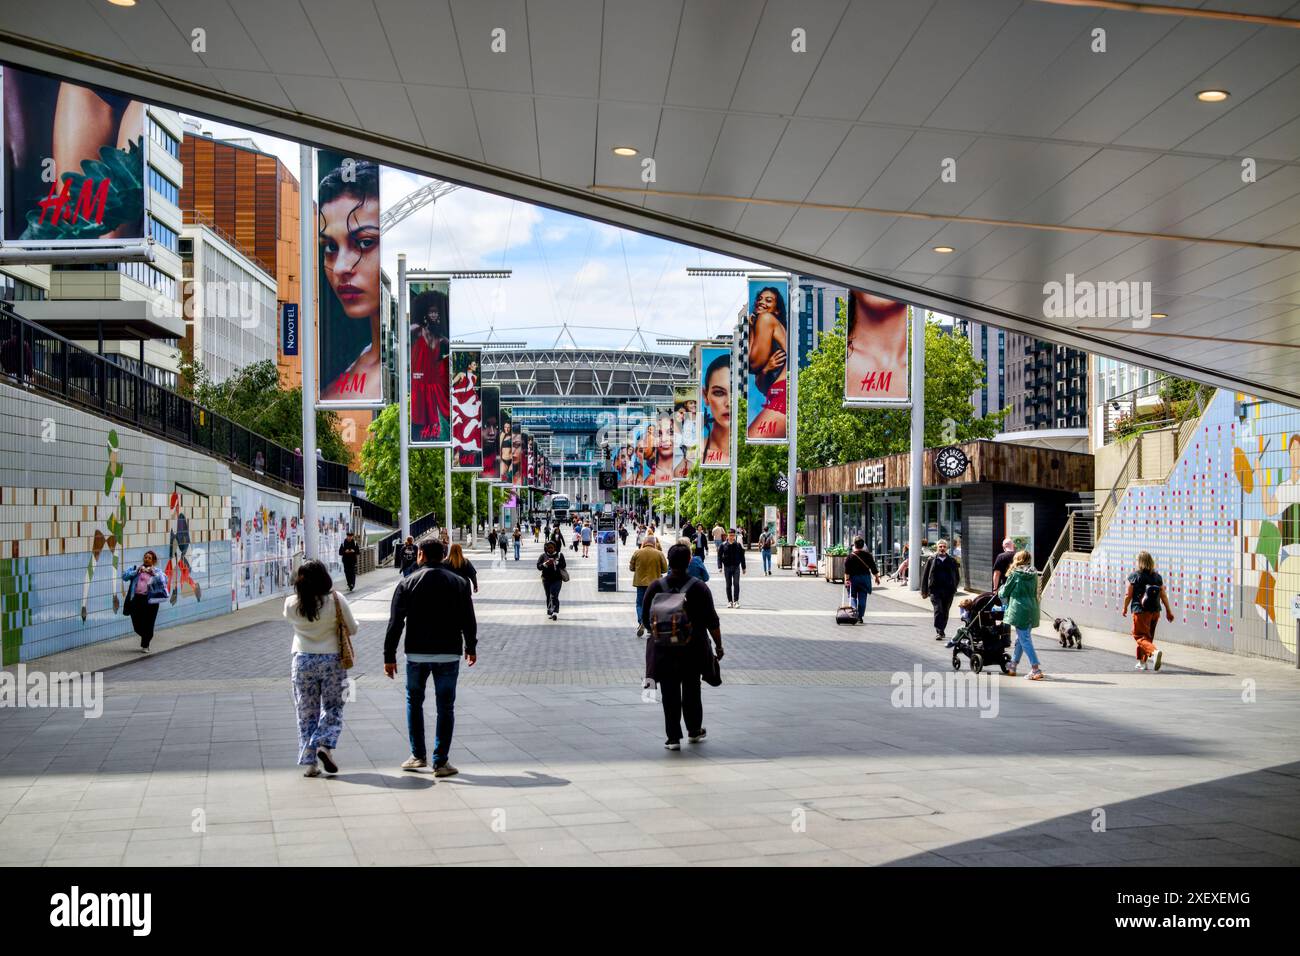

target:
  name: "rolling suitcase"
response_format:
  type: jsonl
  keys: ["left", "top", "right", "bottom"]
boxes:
{"left": 836, "top": 582, "right": 858, "bottom": 625}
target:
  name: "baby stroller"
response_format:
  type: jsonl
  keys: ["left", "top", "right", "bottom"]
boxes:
{"left": 951, "top": 591, "right": 1012, "bottom": 674}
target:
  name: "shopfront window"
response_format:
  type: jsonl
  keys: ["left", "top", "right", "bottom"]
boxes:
{"left": 922, "top": 488, "right": 963, "bottom": 557}
{"left": 839, "top": 496, "right": 865, "bottom": 550}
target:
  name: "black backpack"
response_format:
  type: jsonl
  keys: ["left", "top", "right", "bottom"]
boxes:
{"left": 1139, "top": 575, "right": 1163, "bottom": 613}
{"left": 649, "top": 580, "right": 695, "bottom": 645}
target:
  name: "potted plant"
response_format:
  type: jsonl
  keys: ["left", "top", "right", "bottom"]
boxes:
{"left": 824, "top": 544, "right": 848, "bottom": 582}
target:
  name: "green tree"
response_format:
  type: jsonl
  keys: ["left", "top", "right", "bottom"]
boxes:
{"left": 187, "top": 359, "right": 351, "bottom": 464}
{"left": 797, "top": 311, "right": 1003, "bottom": 470}
{"left": 359, "top": 403, "right": 509, "bottom": 527}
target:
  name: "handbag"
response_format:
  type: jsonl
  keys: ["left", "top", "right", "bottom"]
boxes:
{"left": 333, "top": 593, "right": 355, "bottom": 670}
{"left": 559, "top": 566, "right": 570, "bottom": 583}
{"left": 701, "top": 643, "right": 722, "bottom": 687}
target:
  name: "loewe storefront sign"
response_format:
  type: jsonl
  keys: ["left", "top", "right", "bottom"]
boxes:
{"left": 855, "top": 463, "right": 885, "bottom": 486}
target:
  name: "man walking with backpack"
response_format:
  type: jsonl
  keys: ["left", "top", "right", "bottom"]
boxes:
{"left": 758, "top": 528, "right": 775, "bottom": 576}
{"left": 1122, "top": 551, "right": 1173, "bottom": 671}
{"left": 642, "top": 544, "right": 723, "bottom": 750}
{"left": 384, "top": 540, "right": 477, "bottom": 776}
{"left": 630, "top": 534, "right": 668, "bottom": 637}
{"left": 718, "top": 529, "right": 746, "bottom": 608}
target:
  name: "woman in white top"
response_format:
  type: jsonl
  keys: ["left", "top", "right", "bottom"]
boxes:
{"left": 283, "top": 559, "right": 357, "bottom": 777}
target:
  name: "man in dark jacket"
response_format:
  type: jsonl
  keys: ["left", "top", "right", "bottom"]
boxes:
{"left": 397, "top": 536, "right": 419, "bottom": 576}
{"left": 693, "top": 527, "right": 709, "bottom": 561}
{"left": 338, "top": 532, "right": 360, "bottom": 591}
{"left": 642, "top": 545, "right": 724, "bottom": 750}
{"left": 384, "top": 540, "right": 478, "bottom": 776}
{"left": 536, "top": 540, "right": 567, "bottom": 620}
{"left": 921, "top": 538, "right": 961, "bottom": 641}
{"left": 718, "top": 530, "right": 746, "bottom": 608}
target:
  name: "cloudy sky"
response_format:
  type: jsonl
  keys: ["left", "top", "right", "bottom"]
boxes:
{"left": 187, "top": 117, "right": 759, "bottom": 354}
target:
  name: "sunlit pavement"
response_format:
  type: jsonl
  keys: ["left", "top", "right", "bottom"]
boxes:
{"left": 2, "top": 539, "right": 1298, "bottom": 867}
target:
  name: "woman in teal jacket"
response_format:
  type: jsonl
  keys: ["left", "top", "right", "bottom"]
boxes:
{"left": 998, "top": 550, "right": 1044, "bottom": 680}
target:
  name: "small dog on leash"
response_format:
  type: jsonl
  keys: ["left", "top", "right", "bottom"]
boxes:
{"left": 1053, "top": 617, "right": 1082, "bottom": 649}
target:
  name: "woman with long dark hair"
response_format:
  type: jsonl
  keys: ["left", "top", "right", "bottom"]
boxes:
{"left": 444, "top": 542, "right": 479, "bottom": 594}
{"left": 283, "top": 559, "right": 357, "bottom": 777}
{"left": 318, "top": 160, "right": 382, "bottom": 403}
{"left": 747, "top": 285, "right": 788, "bottom": 441}
{"left": 701, "top": 353, "right": 731, "bottom": 466}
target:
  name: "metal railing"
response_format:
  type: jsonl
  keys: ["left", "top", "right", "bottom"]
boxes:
{"left": 350, "top": 494, "right": 396, "bottom": 528}
{"left": 1039, "top": 508, "right": 1096, "bottom": 597}
{"left": 0, "top": 303, "right": 349, "bottom": 493}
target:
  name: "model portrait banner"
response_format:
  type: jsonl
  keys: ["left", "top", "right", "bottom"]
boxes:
{"left": 844, "top": 290, "right": 911, "bottom": 408}
{"left": 450, "top": 348, "right": 482, "bottom": 471}
{"left": 617, "top": 412, "right": 654, "bottom": 488}
{"left": 699, "top": 346, "right": 732, "bottom": 469}
{"left": 316, "top": 149, "right": 384, "bottom": 407}
{"left": 498, "top": 407, "right": 516, "bottom": 485}
{"left": 407, "top": 277, "right": 451, "bottom": 445}
{"left": 479, "top": 386, "right": 501, "bottom": 479}
{"left": 745, "top": 276, "right": 790, "bottom": 444}
{"left": 1, "top": 65, "right": 147, "bottom": 246}
{"left": 649, "top": 405, "right": 685, "bottom": 487}
{"left": 672, "top": 385, "right": 700, "bottom": 478}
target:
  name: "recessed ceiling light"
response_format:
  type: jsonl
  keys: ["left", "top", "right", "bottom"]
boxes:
{"left": 932, "top": 245, "right": 955, "bottom": 254}
{"left": 107, "top": 0, "right": 136, "bottom": 6}
{"left": 1151, "top": 312, "right": 1167, "bottom": 319}
{"left": 612, "top": 146, "right": 638, "bottom": 157}
{"left": 1196, "top": 89, "right": 1229, "bottom": 103}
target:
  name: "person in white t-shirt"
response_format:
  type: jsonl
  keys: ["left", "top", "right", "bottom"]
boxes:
{"left": 283, "top": 559, "right": 357, "bottom": 778}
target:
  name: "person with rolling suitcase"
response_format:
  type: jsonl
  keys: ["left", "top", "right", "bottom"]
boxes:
{"left": 844, "top": 536, "right": 880, "bottom": 625}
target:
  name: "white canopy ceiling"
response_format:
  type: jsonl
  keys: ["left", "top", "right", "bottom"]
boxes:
{"left": 2, "top": 0, "right": 1298, "bottom": 403}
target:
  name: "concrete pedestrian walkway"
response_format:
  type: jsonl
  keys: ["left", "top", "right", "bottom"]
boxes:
{"left": 2, "top": 539, "right": 1298, "bottom": 867}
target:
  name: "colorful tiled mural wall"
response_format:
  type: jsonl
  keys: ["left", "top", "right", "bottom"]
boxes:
{"left": 1043, "top": 388, "right": 1300, "bottom": 664}
{"left": 1, "top": 382, "right": 359, "bottom": 663}
{"left": 0, "top": 382, "right": 232, "bottom": 663}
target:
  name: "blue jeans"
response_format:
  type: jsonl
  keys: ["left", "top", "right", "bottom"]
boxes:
{"left": 849, "top": 574, "right": 872, "bottom": 621}
{"left": 513, "top": 540, "right": 521, "bottom": 560}
{"left": 761, "top": 549, "right": 772, "bottom": 573}
{"left": 636, "top": 585, "right": 647, "bottom": 625}
{"left": 406, "top": 660, "right": 459, "bottom": 765}
{"left": 1012, "top": 626, "right": 1040, "bottom": 669}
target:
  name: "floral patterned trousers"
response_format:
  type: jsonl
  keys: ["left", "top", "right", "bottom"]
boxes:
{"left": 292, "top": 652, "right": 345, "bottom": 765}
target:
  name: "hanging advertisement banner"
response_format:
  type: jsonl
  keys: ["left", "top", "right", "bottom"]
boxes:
{"left": 517, "top": 430, "right": 529, "bottom": 488}
{"left": 617, "top": 413, "right": 653, "bottom": 488}
{"left": 315, "top": 149, "right": 384, "bottom": 407}
{"left": 745, "top": 276, "right": 791, "bottom": 444}
{"left": 673, "top": 385, "right": 699, "bottom": 478}
{"left": 844, "top": 291, "right": 911, "bottom": 408}
{"left": 450, "top": 348, "right": 482, "bottom": 471}
{"left": 699, "top": 345, "right": 732, "bottom": 469}
{"left": 498, "top": 407, "right": 516, "bottom": 484}
{"left": 479, "top": 386, "right": 501, "bottom": 479}
{"left": 407, "top": 277, "right": 451, "bottom": 444}
{"left": 648, "top": 405, "right": 684, "bottom": 486}
{"left": 1, "top": 65, "right": 149, "bottom": 247}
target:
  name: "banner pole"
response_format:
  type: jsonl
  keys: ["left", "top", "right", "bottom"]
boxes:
{"left": 487, "top": 480, "right": 493, "bottom": 531}
{"left": 729, "top": 322, "right": 738, "bottom": 530}
{"left": 908, "top": 307, "right": 926, "bottom": 591}
{"left": 299, "top": 144, "right": 318, "bottom": 560}
{"left": 444, "top": 447, "right": 453, "bottom": 537}
{"left": 397, "top": 253, "right": 410, "bottom": 541}
{"left": 787, "top": 281, "right": 799, "bottom": 550}
{"left": 471, "top": 477, "right": 477, "bottom": 544}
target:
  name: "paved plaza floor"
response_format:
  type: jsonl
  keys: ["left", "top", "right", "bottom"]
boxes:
{"left": 3, "top": 538, "right": 1299, "bottom": 867}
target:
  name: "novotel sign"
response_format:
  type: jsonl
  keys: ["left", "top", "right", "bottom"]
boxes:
{"left": 855, "top": 462, "right": 885, "bottom": 486}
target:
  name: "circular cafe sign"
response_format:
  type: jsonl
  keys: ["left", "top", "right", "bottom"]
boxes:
{"left": 935, "top": 446, "right": 969, "bottom": 479}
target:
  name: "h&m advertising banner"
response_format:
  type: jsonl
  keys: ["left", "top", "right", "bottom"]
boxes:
{"left": 408, "top": 278, "right": 451, "bottom": 445}
{"left": 498, "top": 407, "right": 516, "bottom": 484}
{"left": 316, "top": 149, "right": 384, "bottom": 407}
{"left": 844, "top": 290, "right": 911, "bottom": 408}
{"left": 479, "top": 386, "right": 501, "bottom": 479}
{"left": 673, "top": 385, "right": 699, "bottom": 477}
{"left": 699, "top": 345, "right": 732, "bottom": 469}
{"left": 745, "top": 276, "right": 790, "bottom": 445}
{"left": 1, "top": 64, "right": 148, "bottom": 246}
{"left": 451, "top": 348, "right": 482, "bottom": 471}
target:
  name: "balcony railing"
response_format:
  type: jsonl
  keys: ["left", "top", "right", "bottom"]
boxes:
{"left": 0, "top": 302, "right": 348, "bottom": 493}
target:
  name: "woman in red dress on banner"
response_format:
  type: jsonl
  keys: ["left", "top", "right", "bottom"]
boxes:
{"left": 409, "top": 289, "right": 450, "bottom": 442}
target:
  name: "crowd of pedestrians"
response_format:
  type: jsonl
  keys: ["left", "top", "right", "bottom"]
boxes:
{"left": 285, "top": 506, "right": 1180, "bottom": 778}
